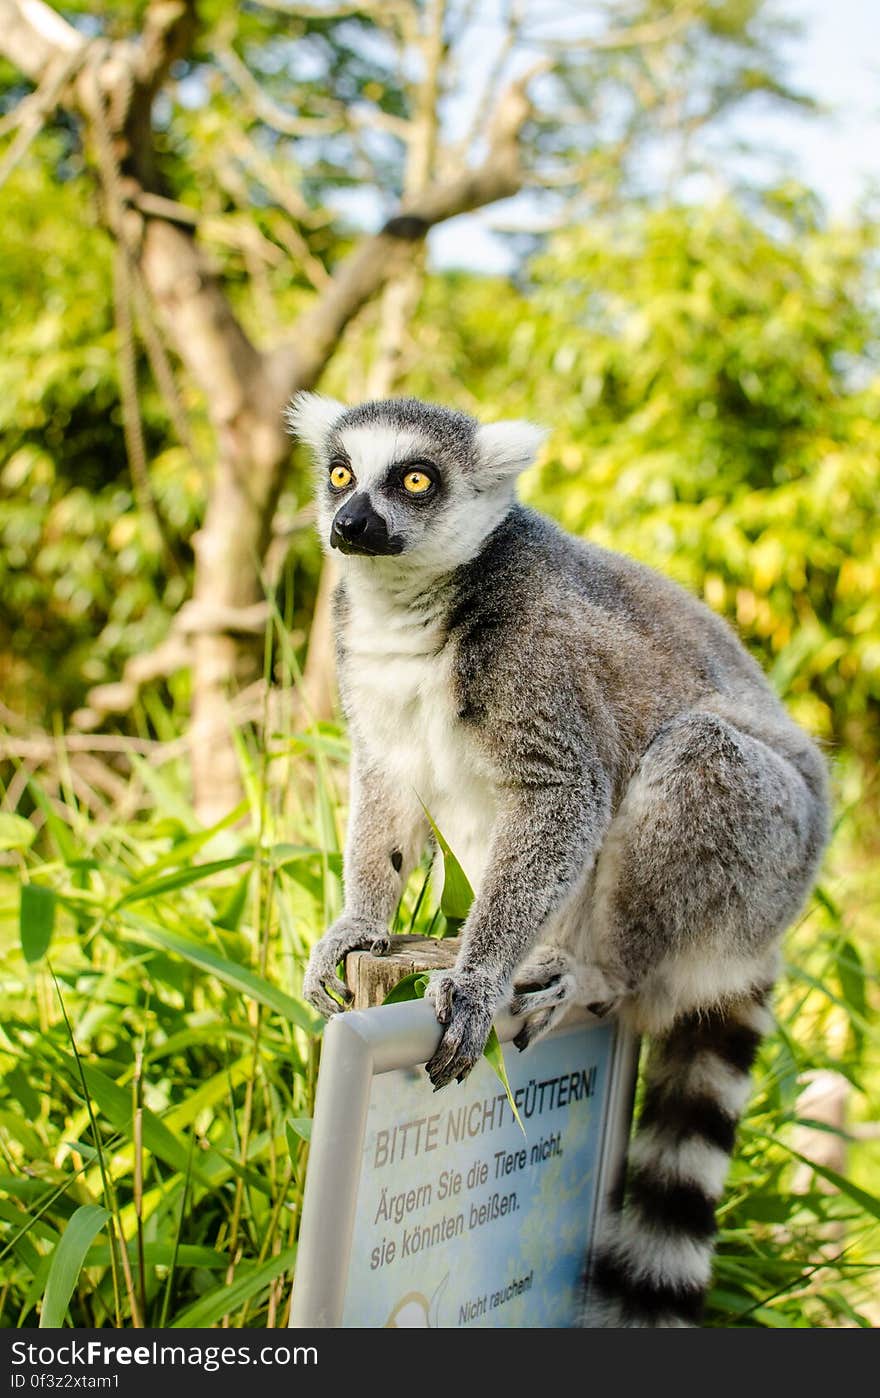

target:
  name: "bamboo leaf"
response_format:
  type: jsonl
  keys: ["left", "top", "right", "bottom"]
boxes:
{"left": 381, "top": 972, "right": 429, "bottom": 1005}
{"left": 40, "top": 1205, "right": 109, "bottom": 1328}
{"left": 53, "top": 1050, "right": 195, "bottom": 1179}
{"left": 125, "top": 753, "right": 197, "bottom": 824}
{"left": 115, "top": 853, "right": 256, "bottom": 907}
{"left": 118, "top": 912, "right": 322, "bottom": 1035}
{"left": 20, "top": 884, "right": 56, "bottom": 963}
{"left": 138, "top": 801, "right": 251, "bottom": 876}
{"left": 27, "top": 779, "right": 78, "bottom": 863}
{"left": 837, "top": 938, "right": 867, "bottom": 1033}
{"left": 214, "top": 869, "right": 252, "bottom": 931}
{"left": 759, "top": 1132, "right": 880, "bottom": 1219}
{"left": 418, "top": 801, "right": 474, "bottom": 933}
{"left": 483, "top": 1028, "right": 525, "bottom": 1135}
{"left": 170, "top": 1246, "right": 297, "bottom": 1328}
{"left": 811, "top": 884, "right": 841, "bottom": 921}
{"left": 285, "top": 1117, "right": 311, "bottom": 1163}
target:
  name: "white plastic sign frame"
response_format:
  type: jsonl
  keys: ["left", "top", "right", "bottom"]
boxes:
{"left": 290, "top": 999, "right": 638, "bottom": 1329}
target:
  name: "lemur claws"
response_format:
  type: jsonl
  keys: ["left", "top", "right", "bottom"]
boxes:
{"left": 302, "top": 917, "right": 391, "bottom": 1019}
{"left": 424, "top": 969, "right": 497, "bottom": 1090}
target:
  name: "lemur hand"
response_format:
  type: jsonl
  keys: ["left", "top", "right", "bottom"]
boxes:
{"left": 303, "top": 915, "right": 390, "bottom": 1018}
{"left": 424, "top": 968, "right": 498, "bottom": 1090}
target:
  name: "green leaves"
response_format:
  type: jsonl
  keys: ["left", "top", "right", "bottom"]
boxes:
{"left": 483, "top": 1028, "right": 525, "bottom": 1135}
{"left": 118, "top": 913, "right": 322, "bottom": 1035}
{"left": 0, "top": 762, "right": 335, "bottom": 1328}
{"left": 285, "top": 1118, "right": 312, "bottom": 1163}
{"left": 419, "top": 801, "right": 474, "bottom": 937}
{"left": 170, "top": 1247, "right": 298, "bottom": 1329}
{"left": 381, "top": 971, "right": 429, "bottom": 1005}
{"left": 54, "top": 1050, "right": 197, "bottom": 1181}
{"left": 114, "top": 853, "right": 257, "bottom": 908}
{"left": 20, "top": 884, "right": 56, "bottom": 963}
{"left": 758, "top": 1133, "right": 880, "bottom": 1222}
{"left": 40, "top": 1205, "right": 109, "bottom": 1328}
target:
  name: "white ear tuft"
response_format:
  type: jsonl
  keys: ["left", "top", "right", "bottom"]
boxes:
{"left": 475, "top": 419, "right": 547, "bottom": 480}
{"left": 284, "top": 392, "right": 346, "bottom": 456}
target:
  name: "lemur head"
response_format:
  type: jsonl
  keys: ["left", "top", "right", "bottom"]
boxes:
{"left": 286, "top": 394, "right": 546, "bottom": 572}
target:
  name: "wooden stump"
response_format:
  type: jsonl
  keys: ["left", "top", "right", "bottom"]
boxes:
{"left": 344, "top": 934, "right": 460, "bottom": 1010}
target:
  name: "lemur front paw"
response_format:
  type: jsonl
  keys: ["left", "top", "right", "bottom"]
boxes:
{"left": 303, "top": 916, "right": 391, "bottom": 1018}
{"left": 424, "top": 969, "right": 498, "bottom": 1090}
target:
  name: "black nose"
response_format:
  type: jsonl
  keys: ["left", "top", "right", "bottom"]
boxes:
{"left": 331, "top": 493, "right": 398, "bottom": 555}
{"left": 338, "top": 511, "right": 368, "bottom": 541}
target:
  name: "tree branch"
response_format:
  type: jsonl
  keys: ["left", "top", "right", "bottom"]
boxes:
{"left": 450, "top": 0, "right": 523, "bottom": 166}
{"left": 216, "top": 42, "right": 344, "bottom": 137}
{"left": 0, "top": 0, "right": 83, "bottom": 80}
{"left": 0, "top": 42, "right": 84, "bottom": 187}
{"left": 0, "top": 0, "right": 195, "bottom": 99}
{"left": 276, "top": 60, "right": 543, "bottom": 390}
{"left": 532, "top": 1, "right": 700, "bottom": 54}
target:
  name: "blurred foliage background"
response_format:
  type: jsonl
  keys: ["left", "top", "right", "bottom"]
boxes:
{"left": 0, "top": 0, "right": 877, "bottom": 1329}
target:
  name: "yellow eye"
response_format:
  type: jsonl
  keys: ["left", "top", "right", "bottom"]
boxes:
{"left": 403, "top": 470, "right": 432, "bottom": 495}
{"left": 329, "top": 463, "right": 352, "bottom": 490}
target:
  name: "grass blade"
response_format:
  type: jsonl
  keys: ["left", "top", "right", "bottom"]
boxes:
{"left": 170, "top": 1246, "right": 297, "bottom": 1328}
{"left": 49, "top": 972, "right": 126, "bottom": 1324}
{"left": 758, "top": 1132, "right": 880, "bottom": 1219}
{"left": 40, "top": 1205, "right": 109, "bottom": 1328}
{"left": 119, "top": 912, "right": 321, "bottom": 1034}
{"left": 159, "top": 1131, "right": 197, "bottom": 1329}
{"left": 27, "top": 778, "right": 78, "bottom": 863}
{"left": 54, "top": 1050, "right": 194, "bottom": 1179}
{"left": 115, "top": 854, "right": 256, "bottom": 907}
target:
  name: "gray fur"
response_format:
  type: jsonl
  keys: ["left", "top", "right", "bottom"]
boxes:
{"left": 288, "top": 392, "right": 829, "bottom": 1326}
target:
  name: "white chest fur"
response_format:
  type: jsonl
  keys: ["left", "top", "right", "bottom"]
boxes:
{"left": 340, "top": 583, "right": 496, "bottom": 890}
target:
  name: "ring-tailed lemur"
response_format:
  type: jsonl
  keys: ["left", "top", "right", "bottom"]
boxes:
{"left": 287, "top": 392, "right": 829, "bottom": 1328}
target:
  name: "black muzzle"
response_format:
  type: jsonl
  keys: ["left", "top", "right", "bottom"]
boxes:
{"left": 331, "top": 494, "right": 402, "bottom": 556}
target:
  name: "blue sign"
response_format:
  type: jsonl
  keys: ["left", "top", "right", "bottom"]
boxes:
{"left": 340, "top": 1021, "right": 617, "bottom": 1328}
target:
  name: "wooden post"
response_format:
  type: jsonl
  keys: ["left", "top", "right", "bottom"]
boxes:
{"left": 344, "top": 934, "right": 460, "bottom": 1010}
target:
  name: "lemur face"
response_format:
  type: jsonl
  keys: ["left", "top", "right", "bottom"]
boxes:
{"left": 287, "top": 394, "right": 546, "bottom": 572}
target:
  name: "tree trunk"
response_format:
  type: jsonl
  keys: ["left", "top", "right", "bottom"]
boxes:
{"left": 187, "top": 457, "right": 276, "bottom": 826}
{"left": 139, "top": 217, "right": 291, "bottom": 821}
{"left": 299, "top": 551, "right": 340, "bottom": 725}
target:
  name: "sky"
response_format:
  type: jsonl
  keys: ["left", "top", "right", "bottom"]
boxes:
{"left": 428, "top": 0, "right": 880, "bottom": 273}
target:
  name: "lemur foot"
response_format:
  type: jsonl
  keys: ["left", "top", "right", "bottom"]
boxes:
{"left": 424, "top": 968, "right": 498, "bottom": 1090}
{"left": 302, "top": 916, "right": 390, "bottom": 1018}
{"left": 508, "top": 946, "right": 576, "bottom": 1049}
{"left": 510, "top": 947, "right": 622, "bottom": 1051}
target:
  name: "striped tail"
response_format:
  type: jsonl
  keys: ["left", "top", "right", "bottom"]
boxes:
{"left": 587, "top": 985, "right": 773, "bottom": 1327}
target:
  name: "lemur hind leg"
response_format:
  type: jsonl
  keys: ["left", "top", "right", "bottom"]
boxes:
{"left": 591, "top": 709, "right": 824, "bottom": 1033}
{"left": 511, "top": 709, "right": 825, "bottom": 1050}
